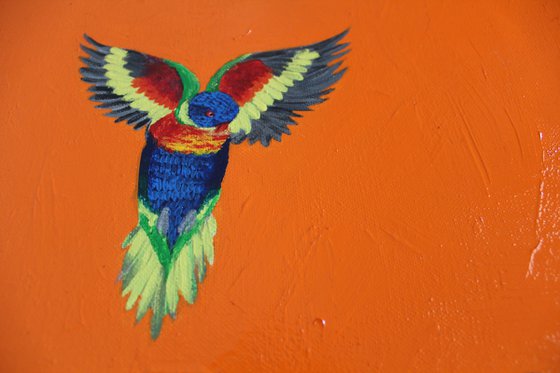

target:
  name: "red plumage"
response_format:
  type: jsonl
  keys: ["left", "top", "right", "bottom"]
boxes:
{"left": 149, "top": 113, "right": 229, "bottom": 154}
{"left": 218, "top": 60, "right": 273, "bottom": 105}
{"left": 131, "top": 61, "right": 183, "bottom": 109}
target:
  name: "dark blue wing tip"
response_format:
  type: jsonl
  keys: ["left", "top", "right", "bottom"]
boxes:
{"left": 83, "top": 33, "right": 100, "bottom": 47}
{"left": 315, "top": 28, "right": 351, "bottom": 48}
{"left": 82, "top": 33, "right": 110, "bottom": 53}
{"left": 337, "top": 28, "right": 351, "bottom": 39}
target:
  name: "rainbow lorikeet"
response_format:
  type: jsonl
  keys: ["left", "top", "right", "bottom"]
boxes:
{"left": 79, "top": 30, "right": 349, "bottom": 339}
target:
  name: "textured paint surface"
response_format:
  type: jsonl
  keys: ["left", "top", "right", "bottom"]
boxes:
{"left": 1, "top": 0, "right": 560, "bottom": 371}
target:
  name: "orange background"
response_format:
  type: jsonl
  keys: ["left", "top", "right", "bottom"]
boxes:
{"left": 2, "top": 0, "right": 560, "bottom": 371}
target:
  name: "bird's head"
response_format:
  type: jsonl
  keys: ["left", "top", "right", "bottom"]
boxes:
{"left": 186, "top": 91, "right": 239, "bottom": 129}
{"left": 151, "top": 91, "right": 239, "bottom": 154}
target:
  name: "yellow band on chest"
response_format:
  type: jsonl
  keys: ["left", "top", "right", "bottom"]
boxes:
{"left": 149, "top": 114, "right": 230, "bottom": 155}
{"left": 161, "top": 136, "right": 226, "bottom": 154}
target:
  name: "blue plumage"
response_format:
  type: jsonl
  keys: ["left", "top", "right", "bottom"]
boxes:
{"left": 188, "top": 92, "right": 239, "bottom": 128}
{"left": 138, "top": 136, "right": 230, "bottom": 247}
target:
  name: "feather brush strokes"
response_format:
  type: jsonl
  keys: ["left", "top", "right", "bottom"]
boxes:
{"left": 79, "top": 30, "right": 349, "bottom": 339}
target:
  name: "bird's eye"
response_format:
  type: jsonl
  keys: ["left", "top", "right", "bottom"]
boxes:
{"left": 205, "top": 110, "right": 214, "bottom": 118}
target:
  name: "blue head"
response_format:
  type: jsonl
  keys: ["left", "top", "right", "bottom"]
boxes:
{"left": 188, "top": 92, "right": 239, "bottom": 128}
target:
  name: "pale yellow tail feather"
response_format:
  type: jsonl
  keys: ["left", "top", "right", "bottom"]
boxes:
{"left": 119, "top": 213, "right": 217, "bottom": 339}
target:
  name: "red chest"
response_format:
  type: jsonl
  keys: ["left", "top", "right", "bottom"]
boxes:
{"left": 149, "top": 114, "right": 229, "bottom": 154}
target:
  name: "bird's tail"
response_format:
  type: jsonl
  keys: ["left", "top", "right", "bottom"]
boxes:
{"left": 118, "top": 193, "right": 219, "bottom": 339}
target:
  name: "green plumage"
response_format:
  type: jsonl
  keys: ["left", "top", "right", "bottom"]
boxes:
{"left": 120, "top": 192, "right": 220, "bottom": 339}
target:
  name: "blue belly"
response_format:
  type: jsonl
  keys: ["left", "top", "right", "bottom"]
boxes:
{"left": 138, "top": 136, "right": 230, "bottom": 247}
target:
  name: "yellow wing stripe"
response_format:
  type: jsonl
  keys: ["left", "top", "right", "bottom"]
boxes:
{"left": 104, "top": 47, "right": 172, "bottom": 123}
{"left": 229, "top": 49, "right": 320, "bottom": 134}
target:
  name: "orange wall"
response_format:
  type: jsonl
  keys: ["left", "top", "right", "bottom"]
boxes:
{"left": 2, "top": 0, "right": 560, "bottom": 371}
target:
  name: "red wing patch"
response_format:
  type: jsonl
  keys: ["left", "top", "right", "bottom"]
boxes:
{"left": 218, "top": 60, "right": 273, "bottom": 105}
{"left": 131, "top": 61, "right": 183, "bottom": 109}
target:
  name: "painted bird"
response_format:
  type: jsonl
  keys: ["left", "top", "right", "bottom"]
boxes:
{"left": 79, "top": 30, "right": 349, "bottom": 339}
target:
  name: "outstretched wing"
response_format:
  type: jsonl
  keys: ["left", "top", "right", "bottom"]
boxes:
{"left": 206, "top": 30, "right": 349, "bottom": 146}
{"left": 80, "top": 35, "right": 200, "bottom": 129}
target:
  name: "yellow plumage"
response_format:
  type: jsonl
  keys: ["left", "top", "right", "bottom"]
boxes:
{"left": 120, "top": 196, "right": 219, "bottom": 339}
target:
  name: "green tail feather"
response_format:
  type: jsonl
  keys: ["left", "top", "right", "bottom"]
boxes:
{"left": 119, "top": 191, "right": 220, "bottom": 339}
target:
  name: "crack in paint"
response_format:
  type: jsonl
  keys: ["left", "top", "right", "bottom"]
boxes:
{"left": 527, "top": 131, "right": 545, "bottom": 278}
{"left": 526, "top": 238, "right": 544, "bottom": 278}
{"left": 454, "top": 98, "right": 491, "bottom": 195}
{"left": 504, "top": 108, "right": 524, "bottom": 158}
